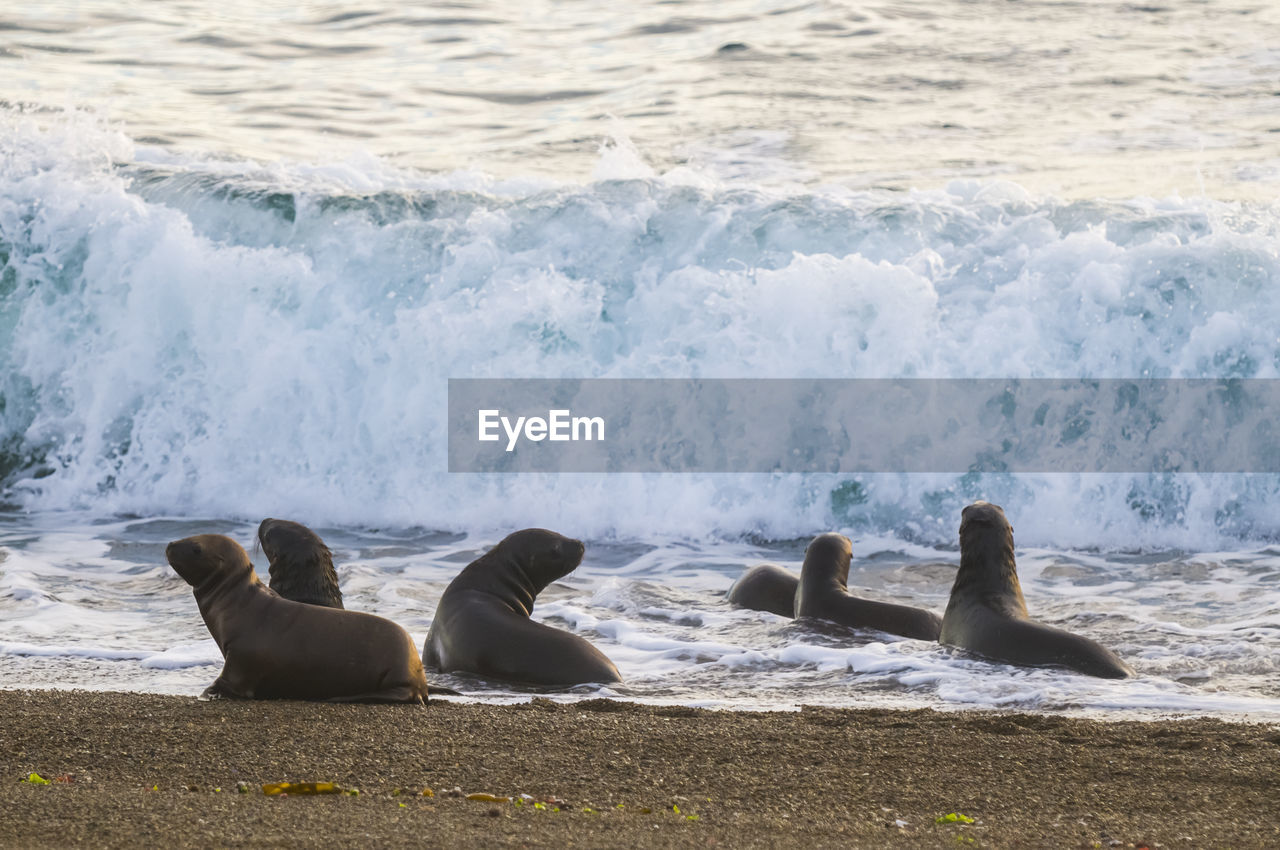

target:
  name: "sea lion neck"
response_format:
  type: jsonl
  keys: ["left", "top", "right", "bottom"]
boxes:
{"left": 451, "top": 544, "right": 545, "bottom": 616}
{"left": 264, "top": 546, "right": 336, "bottom": 594}
{"left": 450, "top": 530, "right": 584, "bottom": 616}
{"left": 193, "top": 552, "right": 259, "bottom": 609}
{"left": 953, "top": 509, "right": 1027, "bottom": 614}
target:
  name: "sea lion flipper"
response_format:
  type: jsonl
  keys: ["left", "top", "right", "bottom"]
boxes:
{"left": 323, "top": 688, "right": 426, "bottom": 705}
{"left": 427, "top": 684, "right": 463, "bottom": 696}
{"left": 199, "top": 677, "right": 240, "bottom": 701}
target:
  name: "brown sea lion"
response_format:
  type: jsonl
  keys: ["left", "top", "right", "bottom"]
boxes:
{"left": 166, "top": 534, "right": 428, "bottom": 702}
{"left": 424, "top": 528, "right": 621, "bottom": 687}
{"left": 940, "top": 502, "right": 1133, "bottom": 679}
{"left": 258, "top": 518, "right": 343, "bottom": 609}
{"left": 794, "top": 533, "right": 942, "bottom": 640}
{"left": 726, "top": 563, "right": 799, "bottom": 617}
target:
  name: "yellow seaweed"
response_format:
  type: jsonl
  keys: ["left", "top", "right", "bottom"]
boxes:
{"left": 262, "top": 781, "right": 341, "bottom": 796}
{"left": 466, "top": 793, "right": 512, "bottom": 803}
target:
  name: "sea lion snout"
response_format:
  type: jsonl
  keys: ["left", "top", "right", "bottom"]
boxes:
{"left": 166, "top": 538, "right": 198, "bottom": 557}
{"left": 538, "top": 532, "right": 585, "bottom": 581}
{"left": 257, "top": 518, "right": 299, "bottom": 557}
{"left": 499, "top": 528, "right": 585, "bottom": 577}
{"left": 166, "top": 534, "right": 249, "bottom": 587}
{"left": 165, "top": 537, "right": 205, "bottom": 570}
{"left": 166, "top": 538, "right": 210, "bottom": 586}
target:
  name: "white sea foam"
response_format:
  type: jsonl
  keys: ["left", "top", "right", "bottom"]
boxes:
{"left": 138, "top": 641, "right": 221, "bottom": 670}
{"left": 0, "top": 641, "right": 151, "bottom": 662}
{"left": 2, "top": 113, "right": 1280, "bottom": 549}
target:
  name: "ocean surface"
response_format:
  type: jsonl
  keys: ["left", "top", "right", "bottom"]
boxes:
{"left": 1, "top": 0, "right": 1279, "bottom": 719}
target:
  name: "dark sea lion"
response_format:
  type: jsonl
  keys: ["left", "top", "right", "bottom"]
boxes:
{"left": 940, "top": 502, "right": 1133, "bottom": 679}
{"left": 258, "top": 518, "right": 343, "bottom": 609}
{"left": 166, "top": 534, "right": 429, "bottom": 703}
{"left": 424, "top": 528, "right": 621, "bottom": 687}
{"left": 726, "top": 563, "right": 798, "bottom": 617}
{"left": 794, "top": 533, "right": 942, "bottom": 640}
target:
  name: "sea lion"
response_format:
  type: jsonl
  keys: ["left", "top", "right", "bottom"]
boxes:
{"left": 258, "top": 518, "right": 344, "bottom": 609}
{"left": 794, "top": 533, "right": 942, "bottom": 640}
{"left": 726, "top": 563, "right": 798, "bottom": 617}
{"left": 424, "top": 528, "right": 621, "bottom": 686}
{"left": 940, "top": 502, "right": 1133, "bottom": 679}
{"left": 166, "top": 534, "right": 429, "bottom": 703}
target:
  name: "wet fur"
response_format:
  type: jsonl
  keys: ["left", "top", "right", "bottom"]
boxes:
{"left": 424, "top": 528, "right": 621, "bottom": 687}
{"left": 258, "top": 518, "right": 343, "bottom": 609}
{"left": 727, "top": 563, "right": 799, "bottom": 618}
{"left": 166, "top": 534, "right": 428, "bottom": 703}
{"left": 794, "top": 533, "right": 942, "bottom": 640}
{"left": 940, "top": 502, "right": 1133, "bottom": 679}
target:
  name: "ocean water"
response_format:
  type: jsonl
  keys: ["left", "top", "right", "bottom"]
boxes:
{"left": 1, "top": 1, "right": 1279, "bottom": 719}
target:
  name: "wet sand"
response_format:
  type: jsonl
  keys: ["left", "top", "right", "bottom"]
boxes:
{"left": 1, "top": 689, "right": 1277, "bottom": 848}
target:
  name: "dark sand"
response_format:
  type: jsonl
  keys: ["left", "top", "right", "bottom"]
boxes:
{"left": 1, "top": 690, "right": 1277, "bottom": 849}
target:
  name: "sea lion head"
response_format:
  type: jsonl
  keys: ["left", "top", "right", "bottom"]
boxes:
{"left": 166, "top": 534, "right": 254, "bottom": 589}
{"left": 960, "top": 501, "right": 1011, "bottom": 535}
{"left": 258, "top": 518, "right": 343, "bottom": 608}
{"left": 495, "top": 528, "right": 586, "bottom": 588}
{"left": 446, "top": 528, "right": 586, "bottom": 617}
{"left": 258, "top": 518, "right": 330, "bottom": 566}
{"left": 802, "top": 532, "right": 853, "bottom": 586}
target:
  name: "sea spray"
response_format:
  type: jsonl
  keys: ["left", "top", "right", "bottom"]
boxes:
{"left": 2, "top": 112, "right": 1279, "bottom": 546}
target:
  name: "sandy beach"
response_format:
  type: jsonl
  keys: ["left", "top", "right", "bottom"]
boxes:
{"left": 1, "top": 690, "right": 1276, "bottom": 848}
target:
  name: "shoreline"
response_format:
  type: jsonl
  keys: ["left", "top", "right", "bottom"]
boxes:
{"left": 1, "top": 690, "right": 1277, "bottom": 848}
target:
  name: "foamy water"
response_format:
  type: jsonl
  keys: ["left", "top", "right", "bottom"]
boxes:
{"left": 1, "top": 1, "right": 1279, "bottom": 719}
{"left": 1, "top": 515, "right": 1277, "bottom": 719}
